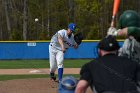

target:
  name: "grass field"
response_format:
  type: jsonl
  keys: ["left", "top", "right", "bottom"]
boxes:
{"left": 0, "top": 59, "right": 92, "bottom": 81}
{"left": 0, "top": 59, "right": 92, "bottom": 69}
{"left": 0, "top": 74, "right": 80, "bottom": 81}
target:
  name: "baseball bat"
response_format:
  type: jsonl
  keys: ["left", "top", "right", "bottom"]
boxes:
{"left": 111, "top": 0, "right": 120, "bottom": 27}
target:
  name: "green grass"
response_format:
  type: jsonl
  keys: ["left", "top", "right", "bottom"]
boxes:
{"left": 0, "top": 74, "right": 80, "bottom": 81}
{"left": 0, "top": 59, "right": 91, "bottom": 81}
{"left": 0, "top": 74, "right": 48, "bottom": 81}
{"left": 0, "top": 59, "right": 92, "bottom": 69}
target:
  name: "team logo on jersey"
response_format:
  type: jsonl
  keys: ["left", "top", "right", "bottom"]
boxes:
{"left": 73, "top": 25, "right": 75, "bottom": 29}
{"left": 64, "top": 41, "right": 73, "bottom": 47}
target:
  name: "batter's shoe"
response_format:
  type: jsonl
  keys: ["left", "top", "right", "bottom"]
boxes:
{"left": 50, "top": 73, "right": 56, "bottom": 81}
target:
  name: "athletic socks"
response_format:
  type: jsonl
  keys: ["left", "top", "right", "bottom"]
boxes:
{"left": 50, "top": 68, "right": 63, "bottom": 82}
{"left": 58, "top": 68, "right": 63, "bottom": 81}
{"left": 50, "top": 73, "right": 55, "bottom": 77}
{"left": 50, "top": 72, "right": 56, "bottom": 81}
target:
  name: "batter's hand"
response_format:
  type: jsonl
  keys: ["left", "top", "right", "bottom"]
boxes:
{"left": 107, "top": 27, "right": 120, "bottom": 36}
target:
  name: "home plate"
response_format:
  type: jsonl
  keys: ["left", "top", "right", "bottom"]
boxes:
{"left": 29, "top": 69, "right": 43, "bottom": 73}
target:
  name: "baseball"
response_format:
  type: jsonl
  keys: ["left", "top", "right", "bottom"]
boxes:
{"left": 35, "top": 18, "right": 39, "bottom": 22}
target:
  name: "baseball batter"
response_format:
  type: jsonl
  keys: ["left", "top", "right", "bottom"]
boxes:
{"left": 107, "top": 10, "right": 140, "bottom": 63}
{"left": 49, "top": 23, "right": 78, "bottom": 82}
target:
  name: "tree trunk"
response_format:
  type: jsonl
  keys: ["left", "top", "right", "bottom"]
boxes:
{"left": 4, "top": 0, "right": 11, "bottom": 40}
{"left": 68, "top": 0, "right": 74, "bottom": 22}
{"left": 0, "top": 16, "right": 2, "bottom": 40}
{"left": 23, "top": 0, "right": 28, "bottom": 40}
{"left": 47, "top": 0, "right": 50, "bottom": 37}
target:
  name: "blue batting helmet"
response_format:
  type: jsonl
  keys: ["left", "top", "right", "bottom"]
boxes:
{"left": 68, "top": 23, "right": 76, "bottom": 32}
{"left": 58, "top": 76, "right": 78, "bottom": 93}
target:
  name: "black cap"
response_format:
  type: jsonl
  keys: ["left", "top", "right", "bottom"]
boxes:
{"left": 97, "top": 35, "right": 120, "bottom": 51}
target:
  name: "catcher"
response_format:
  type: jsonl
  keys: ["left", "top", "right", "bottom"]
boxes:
{"left": 49, "top": 23, "right": 83, "bottom": 82}
{"left": 58, "top": 76, "right": 78, "bottom": 93}
{"left": 107, "top": 10, "right": 140, "bottom": 63}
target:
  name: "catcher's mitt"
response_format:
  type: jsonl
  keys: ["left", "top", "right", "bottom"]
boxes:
{"left": 74, "top": 32, "right": 83, "bottom": 45}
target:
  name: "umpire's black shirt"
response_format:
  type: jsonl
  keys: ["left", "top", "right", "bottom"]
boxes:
{"left": 80, "top": 54, "right": 140, "bottom": 93}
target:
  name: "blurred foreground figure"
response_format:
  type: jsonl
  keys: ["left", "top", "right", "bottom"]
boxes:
{"left": 58, "top": 76, "right": 78, "bottom": 93}
{"left": 107, "top": 10, "right": 140, "bottom": 63}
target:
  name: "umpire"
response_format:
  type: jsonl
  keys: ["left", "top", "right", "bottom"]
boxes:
{"left": 75, "top": 35, "right": 140, "bottom": 93}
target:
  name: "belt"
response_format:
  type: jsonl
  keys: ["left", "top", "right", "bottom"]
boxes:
{"left": 50, "top": 44, "right": 68, "bottom": 50}
{"left": 50, "top": 44, "right": 53, "bottom": 46}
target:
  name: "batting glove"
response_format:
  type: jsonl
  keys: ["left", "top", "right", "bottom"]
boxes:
{"left": 107, "top": 27, "right": 120, "bottom": 36}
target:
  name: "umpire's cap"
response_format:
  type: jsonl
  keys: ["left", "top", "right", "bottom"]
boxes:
{"left": 97, "top": 35, "right": 120, "bottom": 51}
{"left": 58, "top": 76, "right": 78, "bottom": 93}
{"left": 68, "top": 23, "right": 76, "bottom": 32}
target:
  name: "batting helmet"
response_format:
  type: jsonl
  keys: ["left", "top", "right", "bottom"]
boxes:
{"left": 119, "top": 10, "right": 140, "bottom": 29}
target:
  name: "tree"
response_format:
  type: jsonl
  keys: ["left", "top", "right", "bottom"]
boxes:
{"left": 4, "top": 0, "right": 12, "bottom": 40}
{"left": 0, "top": 0, "right": 140, "bottom": 40}
{"left": 23, "top": 0, "right": 28, "bottom": 40}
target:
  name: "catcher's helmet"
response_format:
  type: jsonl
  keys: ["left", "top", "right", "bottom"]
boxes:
{"left": 61, "top": 76, "right": 78, "bottom": 90}
{"left": 68, "top": 23, "right": 76, "bottom": 32}
{"left": 119, "top": 10, "right": 140, "bottom": 29}
{"left": 58, "top": 76, "right": 78, "bottom": 93}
